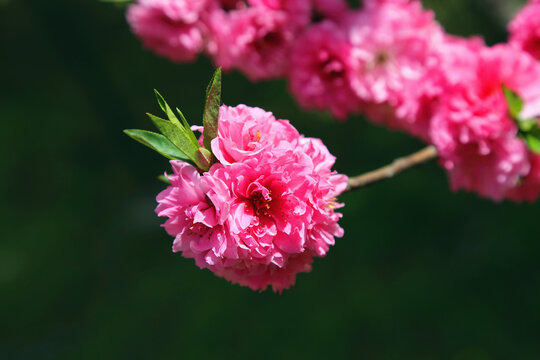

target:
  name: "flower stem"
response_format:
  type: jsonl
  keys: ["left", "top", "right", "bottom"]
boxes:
{"left": 344, "top": 145, "right": 438, "bottom": 193}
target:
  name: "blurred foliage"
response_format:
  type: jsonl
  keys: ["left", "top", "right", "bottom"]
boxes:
{"left": 1, "top": 0, "right": 539, "bottom": 359}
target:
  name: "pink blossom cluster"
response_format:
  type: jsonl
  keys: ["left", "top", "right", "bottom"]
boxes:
{"left": 155, "top": 104, "right": 347, "bottom": 291}
{"left": 127, "top": 0, "right": 349, "bottom": 80}
{"left": 128, "top": 0, "right": 540, "bottom": 202}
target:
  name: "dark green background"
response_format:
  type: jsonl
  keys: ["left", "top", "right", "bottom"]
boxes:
{"left": 1, "top": 0, "right": 538, "bottom": 359}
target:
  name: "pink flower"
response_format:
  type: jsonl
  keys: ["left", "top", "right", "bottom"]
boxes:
{"left": 434, "top": 134, "right": 530, "bottom": 201}
{"left": 288, "top": 21, "right": 359, "bottom": 119}
{"left": 429, "top": 45, "right": 540, "bottom": 200}
{"left": 155, "top": 161, "right": 232, "bottom": 269}
{"left": 156, "top": 104, "right": 347, "bottom": 292}
{"left": 508, "top": 0, "right": 540, "bottom": 60}
{"left": 207, "top": 7, "right": 297, "bottom": 80}
{"left": 345, "top": 1, "right": 444, "bottom": 137}
{"left": 126, "top": 0, "right": 209, "bottom": 62}
{"left": 210, "top": 104, "right": 300, "bottom": 164}
{"left": 390, "top": 35, "right": 486, "bottom": 140}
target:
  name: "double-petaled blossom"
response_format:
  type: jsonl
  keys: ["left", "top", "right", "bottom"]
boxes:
{"left": 429, "top": 45, "right": 540, "bottom": 201}
{"left": 288, "top": 21, "right": 359, "bottom": 119}
{"left": 344, "top": 1, "right": 444, "bottom": 138}
{"left": 156, "top": 104, "right": 347, "bottom": 291}
{"left": 206, "top": 6, "right": 297, "bottom": 80}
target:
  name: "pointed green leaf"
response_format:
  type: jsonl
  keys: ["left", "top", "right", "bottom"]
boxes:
{"left": 203, "top": 68, "right": 221, "bottom": 151}
{"left": 123, "top": 129, "right": 191, "bottom": 161}
{"left": 525, "top": 134, "right": 540, "bottom": 154}
{"left": 176, "top": 107, "right": 190, "bottom": 129}
{"left": 503, "top": 85, "right": 524, "bottom": 119}
{"left": 154, "top": 90, "right": 181, "bottom": 127}
{"left": 147, "top": 113, "right": 199, "bottom": 162}
{"left": 157, "top": 174, "right": 171, "bottom": 184}
{"left": 176, "top": 107, "right": 200, "bottom": 148}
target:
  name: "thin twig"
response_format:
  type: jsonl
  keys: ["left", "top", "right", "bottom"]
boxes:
{"left": 344, "top": 145, "right": 438, "bottom": 193}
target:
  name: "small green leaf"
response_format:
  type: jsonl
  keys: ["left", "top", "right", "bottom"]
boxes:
{"left": 147, "top": 113, "right": 199, "bottom": 163}
{"left": 123, "top": 129, "right": 191, "bottom": 161}
{"left": 525, "top": 134, "right": 540, "bottom": 154}
{"left": 154, "top": 90, "right": 181, "bottom": 127}
{"left": 503, "top": 85, "right": 524, "bottom": 119}
{"left": 176, "top": 107, "right": 200, "bottom": 148}
{"left": 203, "top": 68, "right": 221, "bottom": 151}
{"left": 157, "top": 175, "right": 171, "bottom": 184}
{"left": 517, "top": 118, "right": 538, "bottom": 132}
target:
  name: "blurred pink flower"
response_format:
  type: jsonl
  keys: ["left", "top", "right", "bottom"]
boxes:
{"left": 345, "top": 1, "right": 443, "bottom": 135}
{"left": 391, "top": 35, "right": 486, "bottom": 140}
{"left": 126, "top": 0, "right": 209, "bottom": 62}
{"left": 430, "top": 45, "right": 540, "bottom": 200}
{"left": 508, "top": 0, "right": 540, "bottom": 60}
{"left": 156, "top": 104, "right": 347, "bottom": 292}
{"left": 207, "top": 7, "right": 297, "bottom": 80}
{"left": 288, "top": 21, "right": 359, "bottom": 119}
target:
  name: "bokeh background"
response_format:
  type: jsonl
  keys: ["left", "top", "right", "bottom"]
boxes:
{"left": 1, "top": 0, "right": 539, "bottom": 359}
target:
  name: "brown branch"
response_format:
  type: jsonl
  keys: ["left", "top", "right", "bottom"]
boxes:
{"left": 344, "top": 145, "right": 438, "bottom": 193}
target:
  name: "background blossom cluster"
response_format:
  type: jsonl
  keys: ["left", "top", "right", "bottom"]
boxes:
{"left": 155, "top": 104, "right": 347, "bottom": 291}
{"left": 128, "top": 0, "right": 540, "bottom": 202}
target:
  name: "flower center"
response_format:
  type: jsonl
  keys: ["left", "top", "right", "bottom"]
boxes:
{"left": 247, "top": 129, "right": 262, "bottom": 150}
{"left": 375, "top": 52, "right": 389, "bottom": 64}
{"left": 321, "top": 56, "right": 344, "bottom": 80}
{"left": 252, "top": 129, "right": 261, "bottom": 142}
{"left": 255, "top": 31, "right": 283, "bottom": 54}
{"left": 247, "top": 182, "right": 272, "bottom": 217}
{"left": 366, "top": 51, "right": 390, "bottom": 70}
{"left": 189, "top": 222, "right": 209, "bottom": 235}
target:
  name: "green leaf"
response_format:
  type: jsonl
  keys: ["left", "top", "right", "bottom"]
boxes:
{"left": 503, "top": 85, "right": 524, "bottom": 119}
{"left": 154, "top": 90, "right": 181, "bottom": 127}
{"left": 517, "top": 118, "right": 538, "bottom": 132}
{"left": 123, "top": 129, "right": 191, "bottom": 161}
{"left": 525, "top": 134, "right": 540, "bottom": 154}
{"left": 124, "top": 128, "right": 191, "bottom": 161}
{"left": 157, "top": 175, "right": 171, "bottom": 185}
{"left": 147, "top": 113, "right": 199, "bottom": 163}
{"left": 176, "top": 107, "right": 200, "bottom": 148}
{"left": 203, "top": 68, "right": 221, "bottom": 151}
